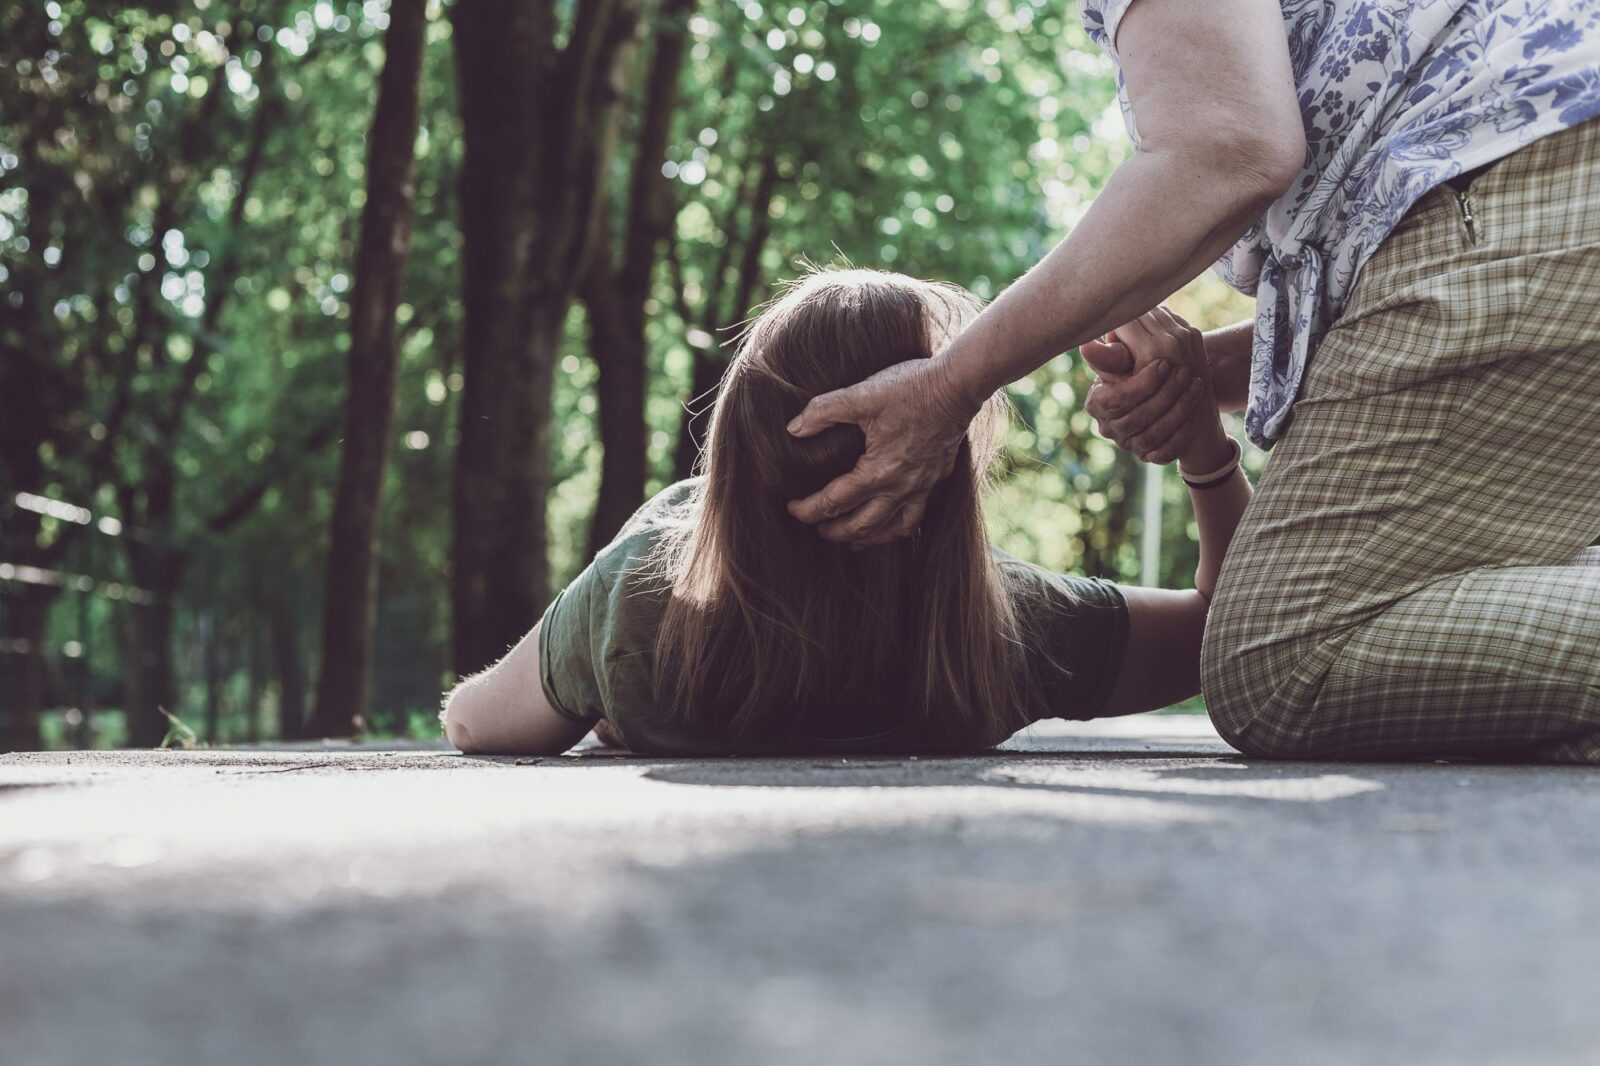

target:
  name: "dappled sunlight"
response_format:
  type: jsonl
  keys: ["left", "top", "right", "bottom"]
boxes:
{"left": 986, "top": 763, "right": 1387, "bottom": 803}
{"left": 642, "top": 762, "right": 1225, "bottom": 828}
{"left": 1, "top": 754, "right": 1231, "bottom": 911}
{"left": 4, "top": 735, "right": 1393, "bottom": 908}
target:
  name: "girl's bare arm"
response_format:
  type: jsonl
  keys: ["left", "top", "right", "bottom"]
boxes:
{"left": 440, "top": 621, "right": 594, "bottom": 755}
{"left": 1087, "top": 309, "right": 1253, "bottom": 716}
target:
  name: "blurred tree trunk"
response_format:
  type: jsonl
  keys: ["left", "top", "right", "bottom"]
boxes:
{"left": 582, "top": 0, "right": 697, "bottom": 553}
{"left": 450, "top": 0, "right": 644, "bottom": 678}
{"left": 0, "top": 26, "right": 80, "bottom": 751}
{"left": 122, "top": 483, "right": 184, "bottom": 749}
{"left": 306, "top": 0, "right": 427, "bottom": 738}
{"left": 245, "top": 611, "right": 265, "bottom": 745}
{"left": 1, "top": 583, "right": 55, "bottom": 753}
{"left": 201, "top": 610, "right": 222, "bottom": 745}
{"left": 269, "top": 592, "right": 307, "bottom": 740}
{"left": 583, "top": 267, "right": 651, "bottom": 552}
{"left": 0, "top": 452, "right": 58, "bottom": 751}
{"left": 672, "top": 149, "right": 779, "bottom": 478}
{"left": 124, "top": 595, "right": 181, "bottom": 748}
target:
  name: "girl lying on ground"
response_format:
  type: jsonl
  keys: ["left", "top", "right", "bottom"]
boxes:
{"left": 440, "top": 268, "right": 1249, "bottom": 756}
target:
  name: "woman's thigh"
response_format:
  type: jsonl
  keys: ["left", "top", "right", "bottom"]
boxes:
{"left": 1202, "top": 119, "right": 1600, "bottom": 758}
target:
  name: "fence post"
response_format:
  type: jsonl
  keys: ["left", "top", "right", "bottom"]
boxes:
{"left": 1140, "top": 462, "right": 1163, "bottom": 587}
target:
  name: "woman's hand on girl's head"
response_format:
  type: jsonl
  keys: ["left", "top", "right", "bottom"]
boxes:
{"left": 785, "top": 356, "right": 980, "bottom": 546}
{"left": 1083, "top": 306, "right": 1229, "bottom": 469}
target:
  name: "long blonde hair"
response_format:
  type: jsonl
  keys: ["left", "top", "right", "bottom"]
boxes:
{"left": 652, "top": 268, "right": 1025, "bottom": 751}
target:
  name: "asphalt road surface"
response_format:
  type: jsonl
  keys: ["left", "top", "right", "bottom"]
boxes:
{"left": 4, "top": 717, "right": 1598, "bottom": 1066}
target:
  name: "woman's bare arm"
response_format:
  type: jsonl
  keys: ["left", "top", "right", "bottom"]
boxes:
{"left": 937, "top": 0, "right": 1302, "bottom": 408}
{"left": 440, "top": 621, "right": 595, "bottom": 755}
{"left": 1100, "top": 461, "right": 1253, "bottom": 715}
{"left": 787, "top": 0, "right": 1301, "bottom": 544}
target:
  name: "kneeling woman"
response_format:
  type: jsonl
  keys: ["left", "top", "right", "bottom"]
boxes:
{"left": 441, "top": 269, "right": 1248, "bottom": 756}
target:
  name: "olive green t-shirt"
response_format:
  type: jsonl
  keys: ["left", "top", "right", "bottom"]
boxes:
{"left": 539, "top": 479, "right": 1129, "bottom": 755}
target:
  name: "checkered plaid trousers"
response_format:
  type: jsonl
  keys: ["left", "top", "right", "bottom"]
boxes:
{"left": 1202, "top": 118, "right": 1600, "bottom": 763}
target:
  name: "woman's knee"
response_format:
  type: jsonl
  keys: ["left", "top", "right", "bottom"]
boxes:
{"left": 1200, "top": 622, "right": 1261, "bottom": 753}
{"left": 1200, "top": 604, "right": 1321, "bottom": 759}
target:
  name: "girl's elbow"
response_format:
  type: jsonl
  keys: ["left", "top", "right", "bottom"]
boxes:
{"left": 443, "top": 716, "right": 478, "bottom": 753}
{"left": 441, "top": 685, "right": 485, "bottom": 753}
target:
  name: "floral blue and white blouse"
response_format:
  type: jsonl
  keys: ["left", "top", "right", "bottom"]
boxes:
{"left": 1080, "top": 0, "right": 1600, "bottom": 448}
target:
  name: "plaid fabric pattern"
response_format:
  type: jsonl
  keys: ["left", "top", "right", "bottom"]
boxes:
{"left": 1201, "top": 118, "right": 1600, "bottom": 764}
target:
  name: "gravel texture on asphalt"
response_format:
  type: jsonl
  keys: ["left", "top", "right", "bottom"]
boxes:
{"left": 4, "top": 716, "right": 1598, "bottom": 1066}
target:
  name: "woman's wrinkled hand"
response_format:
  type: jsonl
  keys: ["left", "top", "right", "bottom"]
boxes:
{"left": 1082, "top": 306, "right": 1228, "bottom": 469}
{"left": 786, "top": 356, "right": 981, "bottom": 547}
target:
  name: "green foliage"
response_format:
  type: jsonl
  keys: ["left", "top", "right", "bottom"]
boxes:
{"left": 3, "top": 0, "right": 1255, "bottom": 746}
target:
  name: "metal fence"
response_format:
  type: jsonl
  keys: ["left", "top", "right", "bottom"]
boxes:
{"left": 1, "top": 490, "right": 152, "bottom": 748}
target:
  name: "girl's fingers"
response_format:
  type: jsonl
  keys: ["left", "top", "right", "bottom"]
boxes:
{"left": 1080, "top": 338, "right": 1135, "bottom": 377}
{"left": 1147, "top": 305, "right": 1183, "bottom": 339}
{"left": 1111, "top": 311, "right": 1159, "bottom": 356}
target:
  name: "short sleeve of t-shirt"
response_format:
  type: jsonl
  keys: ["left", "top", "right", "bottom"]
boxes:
{"left": 537, "top": 565, "right": 610, "bottom": 725}
{"left": 537, "top": 480, "right": 696, "bottom": 731}
{"left": 998, "top": 558, "right": 1130, "bottom": 721}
